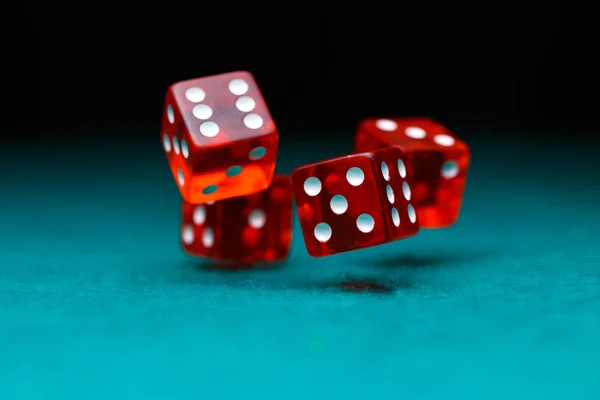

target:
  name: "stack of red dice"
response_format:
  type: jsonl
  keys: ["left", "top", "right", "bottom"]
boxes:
{"left": 161, "top": 71, "right": 470, "bottom": 263}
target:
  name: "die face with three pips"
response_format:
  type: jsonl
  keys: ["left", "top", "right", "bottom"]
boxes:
{"left": 355, "top": 117, "right": 470, "bottom": 229}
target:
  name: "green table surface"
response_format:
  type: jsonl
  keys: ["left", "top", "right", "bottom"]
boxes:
{"left": 1, "top": 128, "right": 599, "bottom": 399}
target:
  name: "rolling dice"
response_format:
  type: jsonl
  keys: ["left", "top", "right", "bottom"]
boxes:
{"left": 161, "top": 71, "right": 278, "bottom": 204}
{"left": 180, "top": 175, "right": 293, "bottom": 263}
{"left": 354, "top": 117, "right": 470, "bottom": 229}
{"left": 291, "top": 147, "right": 420, "bottom": 258}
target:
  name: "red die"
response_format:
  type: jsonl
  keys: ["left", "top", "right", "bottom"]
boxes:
{"left": 180, "top": 175, "right": 293, "bottom": 263}
{"left": 161, "top": 71, "right": 278, "bottom": 204}
{"left": 291, "top": 147, "right": 420, "bottom": 258}
{"left": 354, "top": 117, "right": 470, "bottom": 229}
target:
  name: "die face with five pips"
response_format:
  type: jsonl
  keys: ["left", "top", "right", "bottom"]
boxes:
{"left": 291, "top": 147, "right": 420, "bottom": 258}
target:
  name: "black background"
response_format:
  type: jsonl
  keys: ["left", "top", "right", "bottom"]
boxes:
{"left": 8, "top": 0, "right": 600, "bottom": 138}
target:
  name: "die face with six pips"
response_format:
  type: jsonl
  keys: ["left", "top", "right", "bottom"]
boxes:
{"left": 161, "top": 71, "right": 278, "bottom": 205}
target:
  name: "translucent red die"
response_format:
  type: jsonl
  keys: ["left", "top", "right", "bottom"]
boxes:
{"left": 291, "top": 147, "right": 420, "bottom": 258}
{"left": 354, "top": 117, "right": 470, "bottom": 229}
{"left": 161, "top": 71, "right": 278, "bottom": 204}
{"left": 180, "top": 175, "right": 293, "bottom": 263}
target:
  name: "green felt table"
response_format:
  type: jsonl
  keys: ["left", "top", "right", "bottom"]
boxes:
{"left": 1, "top": 127, "right": 599, "bottom": 399}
